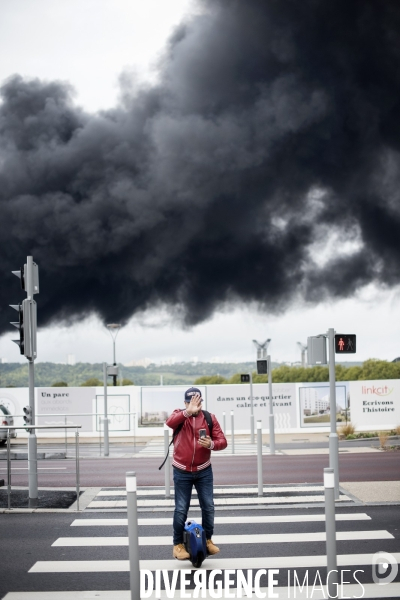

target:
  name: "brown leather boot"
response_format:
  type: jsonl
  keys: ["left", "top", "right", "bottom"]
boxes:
{"left": 206, "top": 539, "right": 220, "bottom": 555}
{"left": 173, "top": 543, "right": 190, "bottom": 560}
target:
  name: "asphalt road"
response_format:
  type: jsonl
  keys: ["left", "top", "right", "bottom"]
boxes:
{"left": 1, "top": 505, "right": 399, "bottom": 599}
{"left": 1, "top": 452, "right": 399, "bottom": 488}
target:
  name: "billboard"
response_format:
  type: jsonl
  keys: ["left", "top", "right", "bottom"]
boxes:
{"left": 140, "top": 386, "right": 206, "bottom": 427}
{"left": 349, "top": 380, "right": 400, "bottom": 430}
{"left": 36, "top": 387, "right": 94, "bottom": 432}
{"left": 206, "top": 383, "right": 297, "bottom": 431}
{"left": 96, "top": 394, "right": 131, "bottom": 431}
{"left": 297, "top": 381, "right": 350, "bottom": 428}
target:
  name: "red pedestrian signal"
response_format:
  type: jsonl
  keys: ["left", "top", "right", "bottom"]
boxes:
{"left": 335, "top": 334, "right": 356, "bottom": 354}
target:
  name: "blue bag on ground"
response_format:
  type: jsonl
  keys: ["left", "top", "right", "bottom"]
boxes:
{"left": 183, "top": 520, "right": 207, "bottom": 568}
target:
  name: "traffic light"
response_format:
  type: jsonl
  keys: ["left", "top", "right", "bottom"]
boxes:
{"left": 23, "top": 406, "right": 33, "bottom": 426}
{"left": 256, "top": 359, "right": 268, "bottom": 375}
{"left": 240, "top": 374, "right": 250, "bottom": 383}
{"left": 10, "top": 303, "right": 24, "bottom": 355}
{"left": 12, "top": 262, "right": 39, "bottom": 294}
{"left": 335, "top": 334, "right": 356, "bottom": 354}
{"left": 10, "top": 299, "right": 35, "bottom": 359}
{"left": 12, "top": 266, "right": 25, "bottom": 290}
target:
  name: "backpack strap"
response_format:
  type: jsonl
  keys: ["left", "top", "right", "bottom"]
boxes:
{"left": 202, "top": 410, "right": 213, "bottom": 439}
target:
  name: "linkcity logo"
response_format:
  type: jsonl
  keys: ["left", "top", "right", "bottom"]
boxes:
{"left": 361, "top": 385, "right": 394, "bottom": 396}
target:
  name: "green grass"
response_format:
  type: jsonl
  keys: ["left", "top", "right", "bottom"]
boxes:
{"left": 304, "top": 413, "right": 342, "bottom": 424}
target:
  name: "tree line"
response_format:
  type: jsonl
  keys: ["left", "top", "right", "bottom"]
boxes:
{"left": 0, "top": 359, "right": 396, "bottom": 388}
{"left": 194, "top": 359, "right": 400, "bottom": 385}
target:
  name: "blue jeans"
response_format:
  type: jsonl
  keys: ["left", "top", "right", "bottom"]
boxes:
{"left": 173, "top": 466, "right": 215, "bottom": 545}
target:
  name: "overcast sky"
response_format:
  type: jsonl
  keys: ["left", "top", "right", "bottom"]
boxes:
{"left": 1, "top": 0, "right": 399, "bottom": 366}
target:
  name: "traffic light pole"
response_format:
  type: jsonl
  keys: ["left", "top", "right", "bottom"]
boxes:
{"left": 103, "top": 362, "right": 110, "bottom": 457}
{"left": 26, "top": 257, "right": 38, "bottom": 505}
{"left": 328, "top": 328, "right": 340, "bottom": 500}
{"left": 249, "top": 371, "right": 255, "bottom": 444}
{"left": 28, "top": 357, "right": 38, "bottom": 504}
{"left": 267, "top": 355, "right": 275, "bottom": 455}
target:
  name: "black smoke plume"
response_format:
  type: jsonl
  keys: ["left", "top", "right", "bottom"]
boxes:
{"left": 1, "top": 0, "right": 400, "bottom": 334}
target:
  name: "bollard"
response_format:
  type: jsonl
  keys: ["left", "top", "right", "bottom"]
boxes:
{"left": 223, "top": 411, "right": 226, "bottom": 433}
{"left": 230, "top": 411, "right": 235, "bottom": 454}
{"left": 164, "top": 424, "right": 170, "bottom": 498}
{"left": 65, "top": 415, "right": 68, "bottom": 458}
{"left": 28, "top": 432, "right": 38, "bottom": 507}
{"left": 7, "top": 429, "right": 11, "bottom": 510}
{"left": 126, "top": 471, "right": 141, "bottom": 600}
{"left": 267, "top": 355, "right": 276, "bottom": 455}
{"left": 324, "top": 468, "right": 338, "bottom": 598}
{"left": 75, "top": 430, "right": 80, "bottom": 512}
{"left": 103, "top": 362, "right": 110, "bottom": 457}
{"left": 257, "top": 420, "right": 263, "bottom": 496}
{"left": 103, "top": 418, "right": 110, "bottom": 457}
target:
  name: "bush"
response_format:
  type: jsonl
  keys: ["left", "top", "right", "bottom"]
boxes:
{"left": 194, "top": 375, "right": 228, "bottom": 385}
{"left": 80, "top": 377, "right": 102, "bottom": 386}
{"left": 346, "top": 434, "right": 356, "bottom": 439}
{"left": 51, "top": 381, "right": 68, "bottom": 387}
{"left": 379, "top": 432, "right": 389, "bottom": 448}
{"left": 338, "top": 422, "right": 355, "bottom": 437}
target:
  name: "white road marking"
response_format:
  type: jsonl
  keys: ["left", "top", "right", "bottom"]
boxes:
{"left": 52, "top": 529, "right": 393, "bottom": 546}
{"left": 29, "top": 552, "right": 400, "bottom": 572}
{"left": 97, "top": 485, "right": 326, "bottom": 496}
{"left": 87, "top": 494, "right": 349, "bottom": 508}
{"left": 4, "top": 583, "right": 400, "bottom": 600}
{"left": 4, "top": 584, "right": 400, "bottom": 599}
{"left": 71, "top": 512, "right": 371, "bottom": 527}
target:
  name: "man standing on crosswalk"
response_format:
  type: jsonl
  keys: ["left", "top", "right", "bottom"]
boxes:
{"left": 166, "top": 386, "right": 228, "bottom": 560}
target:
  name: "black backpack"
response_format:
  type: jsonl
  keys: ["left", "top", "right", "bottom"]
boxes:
{"left": 158, "top": 410, "right": 213, "bottom": 470}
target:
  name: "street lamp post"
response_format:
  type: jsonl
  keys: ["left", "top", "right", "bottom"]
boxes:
{"left": 107, "top": 324, "right": 121, "bottom": 386}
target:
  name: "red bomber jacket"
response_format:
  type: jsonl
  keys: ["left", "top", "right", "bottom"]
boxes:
{"left": 166, "top": 409, "right": 227, "bottom": 472}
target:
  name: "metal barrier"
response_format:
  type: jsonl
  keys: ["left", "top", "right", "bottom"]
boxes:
{"left": 9, "top": 411, "right": 137, "bottom": 457}
{"left": 0, "top": 425, "right": 81, "bottom": 511}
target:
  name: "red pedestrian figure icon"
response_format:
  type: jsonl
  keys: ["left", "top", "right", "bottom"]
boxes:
{"left": 338, "top": 338, "right": 345, "bottom": 351}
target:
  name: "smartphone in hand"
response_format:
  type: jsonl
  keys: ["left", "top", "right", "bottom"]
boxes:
{"left": 199, "top": 429, "right": 206, "bottom": 439}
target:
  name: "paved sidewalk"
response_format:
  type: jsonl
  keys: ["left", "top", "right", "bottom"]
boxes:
{"left": 340, "top": 481, "right": 400, "bottom": 503}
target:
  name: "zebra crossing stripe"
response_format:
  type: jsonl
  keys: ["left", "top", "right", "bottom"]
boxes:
{"left": 52, "top": 529, "right": 393, "bottom": 546}
{"left": 71, "top": 512, "right": 371, "bottom": 526}
{"left": 97, "top": 485, "right": 327, "bottom": 496}
{"left": 87, "top": 494, "right": 349, "bottom": 508}
{"left": 3, "top": 584, "right": 400, "bottom": 599}
{"left": 28, "top": 552, "right": 400, "bottom": 572}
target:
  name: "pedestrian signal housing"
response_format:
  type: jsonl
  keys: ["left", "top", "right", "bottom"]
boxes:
{"left": 335, "top": 334, "right": 356, "bottom": 354}
{"left": 23, "top": 406, "right": 33, "bottom": 426}
{"left": 307, "top": 336, "right": 328, "bottom": 365}
{"left": 256, "top": 359, "right": 268, "bottom": 375}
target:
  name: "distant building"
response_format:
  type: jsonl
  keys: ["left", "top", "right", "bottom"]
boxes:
{"left": 300, "top": 386, "right": 344, "bottom": 415}
{"left": 124, "top": 358, "right": 152, "bottom": 367}
{"left": 67, "top": 354, "right": 76, "bottom": 366}
{"left": 142, "top": 411, "right": 169, "bottom": 425}
{"left": 0, "top": 357, "right": 8, "bottom": 364}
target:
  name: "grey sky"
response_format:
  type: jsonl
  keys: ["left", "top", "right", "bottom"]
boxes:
{"left": 1, "top": 0, "right": 399, "bottom": 366}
